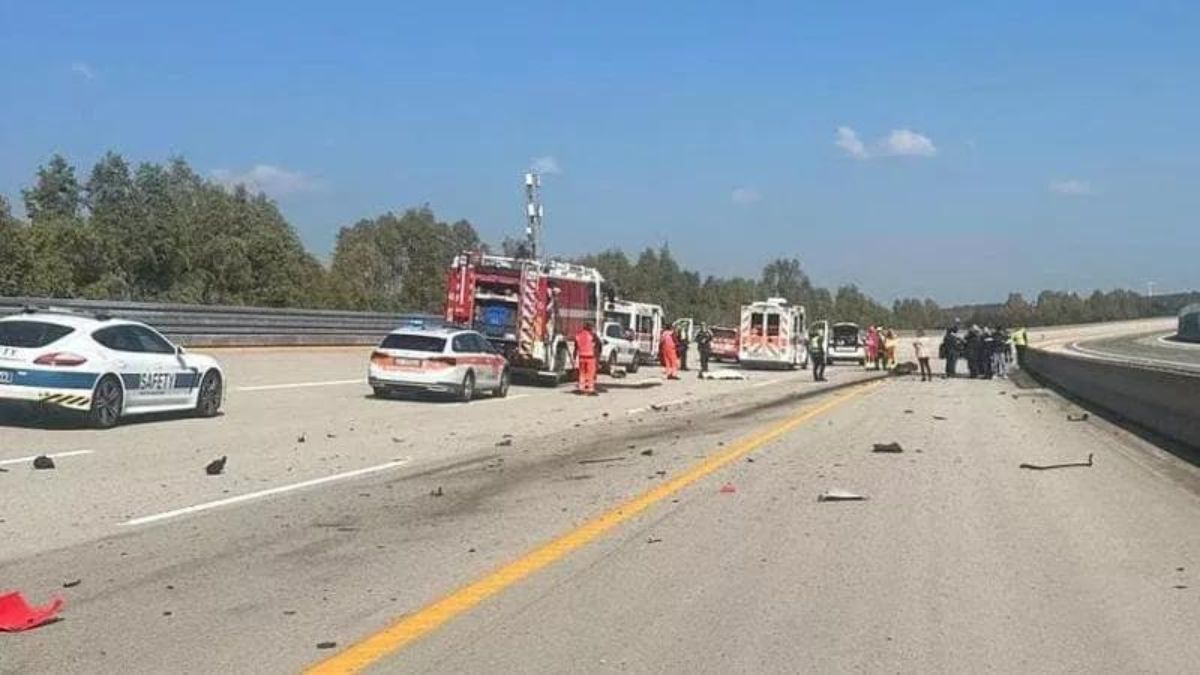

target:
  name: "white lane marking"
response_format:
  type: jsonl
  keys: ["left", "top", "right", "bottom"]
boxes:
{"left": 123, "top": 459, "right": 412, "bottom": 527}
{"left": 0, "top": 449, "right": 94, "bottom": 467}
{"left": 236, "top": 379, "right": 364, "bottom": 392}
{"left": 461, "top": 393, "right": 530, "bottom": 406}
{"left": 750, "top": 378, "right": 787, "bottom": 389}
{"left": 1068, "top": 341, "right": 1200, "bottom": 372}
{"left": 626, "top": 397, "right": 689, "bottom": 415}
{"left": 1157, "top": 333, "right": 1200, "bottom": 349}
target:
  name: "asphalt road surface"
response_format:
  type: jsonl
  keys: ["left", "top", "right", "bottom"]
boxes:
{"left": 2, "top": 322, "right": 1198, "bottom": 673}
{"left": 1068, "top": 329, "right": 1200, "bottom": 373}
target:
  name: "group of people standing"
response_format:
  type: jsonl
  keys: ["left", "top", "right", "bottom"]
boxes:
{"left": 939, "top": 325, "right": 1028, "bottom": 379}
{"left": 863, "top": 326, "right": 899, "bottom": 371}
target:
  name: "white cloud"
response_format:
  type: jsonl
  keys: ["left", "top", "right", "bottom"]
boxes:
{"left": 835, "top": 126, "right": 868, "bottom": 159}
{"left": 878, "top": 128, "right": 937, "bottom": 157}
{"left": 210, "top": 165, "right": 322, "bottom": 197}
{"left": 835, "top": 126, "right": 937, "bottom": 159}
{"left": 1048, "top": 179, "right": 1093, "bottom": 196}
{"left": 530, "top": 155, "right": 562, "bottom": 175}
{"left": 70, "top": 62, "right": 96, "bottom": 80}
{"left": 730, "top": 187, "right": 761, "bottom": 205}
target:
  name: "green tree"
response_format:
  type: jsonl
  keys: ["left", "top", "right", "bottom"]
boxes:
{"left": 23, "top": 154, "right": 83, "bottom": 223}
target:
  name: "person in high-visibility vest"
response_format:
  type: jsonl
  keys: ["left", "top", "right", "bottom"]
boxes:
{"left": 574, "top": 322, "right": 598, "bottom": 395}
{"left": 660, "top": 327, "right": 680, "bottom": 380}
{"left": 1012, "top": 326, "right": 1029, "bottom": 367}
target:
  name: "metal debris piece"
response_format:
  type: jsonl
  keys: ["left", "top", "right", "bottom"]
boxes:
{"left": 430, "top": 486, "right": 444, "bottom": 497}
{"left": 62, "top": 580, "right": 81, "bottom": 589}
{"left": 646, "top": 537, "right": 663, "bottom": 544}
{"left": 297, "top": 433, "right": 306, "bottom": 443}
{"left": 495, "top": 438, "right": 513, "bottom": 447}
{"left": 932, "top": 415, "right": 948, "bottom": 421}
{"left": 578, "top": 456, "right": 626, "bottom": 465}
{"left": 1019, "top": 453, "right": 1094, "bottom": 470}
{"left": 316, "top": 641, "right": 337, "bottom": 650}
{"left": 872, "top": 442, "right": 904, "bottom": 453}
{"left": 1067, "top": 413, "right": 1090, "bottom": 422}
{"left": 640, "top": 449, "right": 654, "bottom": 457}
{"left": 205, "top": 456, "right": 227, "bottom": 476}
{"left": 817, "top": 489, "right": 867, "bottom": 502}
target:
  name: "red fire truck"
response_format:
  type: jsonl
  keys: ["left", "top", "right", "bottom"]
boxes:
{"left": 445, "top": 252, "right": 605, "bottom": 383}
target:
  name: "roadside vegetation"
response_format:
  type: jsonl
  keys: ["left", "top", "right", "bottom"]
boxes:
{"left": 2, "top": 153, "right": 1195, "bottom": 328}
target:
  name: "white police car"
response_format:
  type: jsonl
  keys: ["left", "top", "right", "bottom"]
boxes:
{"left": 368, "top": 326, "right": 509, "bottom": 401}
{"left": 0, "top": 309, "right": 225, "bottom": 428}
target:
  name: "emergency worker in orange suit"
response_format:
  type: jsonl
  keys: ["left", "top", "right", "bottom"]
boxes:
{"left": 574, "top": 322, "right": 599, "bottom": 395}
{"left": 659, "top": 326, "right": 680, "bottom": 380}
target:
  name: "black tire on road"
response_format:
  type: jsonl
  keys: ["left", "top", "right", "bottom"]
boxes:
{"left": 458, "top": 371, "right": 476, "bottom": 402}
{"left": 195, "top": 370, "right": 223, "bottom": 417}
{"left": 493, "top": 369, "right": 510, "bottom": 398}
{"left": 90, "top": 375, "right": 123, "bottom": 429}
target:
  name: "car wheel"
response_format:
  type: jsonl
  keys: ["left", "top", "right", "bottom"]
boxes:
{"left": 195, "top": 370, "right": 223, "bottom": 417}
{"left": 493, "top": 369, "right": 510, "bottom": 398}
{"left": 90, "top": 375, "right": 123, "bottom": 429}
{"left": 627, "top": 353, "right": 640, "bottom": 374}
{"left": 458, "top": 371, "right": 476, "bottom": 402}
{"left": 608, "top": 350, "right": 619, "bottom": 374}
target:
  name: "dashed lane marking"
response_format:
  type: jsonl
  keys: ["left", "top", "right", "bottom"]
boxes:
{"left": 0, "top": 449, "right": 94, "bottom": 467}
{"left": 304, "top": 380, "right": 881, "bottom": 674}
{"left": 235, "top": 379, "right": 365, "bottom": 392}
{"left": 122, "top": 459, "right": 412, "bottom": 527}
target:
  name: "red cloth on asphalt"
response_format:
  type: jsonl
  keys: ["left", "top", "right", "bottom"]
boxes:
{"left": 0, "top": 592, "right": 63, "bottom": 632}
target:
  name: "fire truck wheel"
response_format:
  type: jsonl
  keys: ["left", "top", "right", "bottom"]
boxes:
{"left": 458, "top": 371, "right": 476, "bottom": 402}
{"left": 627, "top": 353, "right": 640, "bottom": 374}
{"left": 493, "top": 369, "right": 510, "bottom": 398}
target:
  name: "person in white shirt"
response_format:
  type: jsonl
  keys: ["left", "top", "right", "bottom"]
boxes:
{"left": 913, "top": 329, "right": 933, "bottom": 382}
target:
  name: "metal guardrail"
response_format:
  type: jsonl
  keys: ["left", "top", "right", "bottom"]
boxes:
{"left": 1023, "top": 347, "right": 1200, "bottom": 450}
{"left": 0, "top": 297, "right": 436, "bottom": 347}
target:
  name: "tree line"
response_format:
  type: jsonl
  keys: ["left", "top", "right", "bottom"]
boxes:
{"left": 2, "top": 152, "right": 1193, "bottom": 329}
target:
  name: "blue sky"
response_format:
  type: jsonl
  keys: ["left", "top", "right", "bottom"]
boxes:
{"left": 2, "top": 1, "right": 1197, "bottom": 304}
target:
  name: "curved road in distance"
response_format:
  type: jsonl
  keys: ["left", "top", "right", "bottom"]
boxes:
{"left": 1066, "top": 328, "right": 1200, "bottom": 374}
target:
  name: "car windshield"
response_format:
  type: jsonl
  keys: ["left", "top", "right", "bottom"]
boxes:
{"left": 0, "top": 320, "right": 75, "bottom": 348}
{"left": 380, "top": 334, "right": 446, "bottom": 352}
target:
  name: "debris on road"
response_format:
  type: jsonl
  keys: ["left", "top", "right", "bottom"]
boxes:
{"left": 1067, "top": 413, "right": 1090, "bottom": 422}
{"left": 297, "top": 433, "right": 306, "bottom": 444}
{"left": 700, "top": 370, "right": 746, "bottom": 380}
{"left": 316, "top": 641, "right": 338, "bottom": 650}
{"left": 932, "top": 415, "right": 948, "bottom": 421}
{"left": 903, "top": 409, "right": 914, "bottom": 414}
{"left": 872, "top": 442, "right": 904, "bottom": 453}
{"left": 817, "top": 489, "right": 867, "bottom": 502}
{"left": 204, "top": 456, "right": 227, "bottom": 476}
{"left": 892, "top": 362, "right": 917, "bottom": 375}
{"left": 578, "top": 456, "right": 626, "bottom": 465}
{"left": 647, "top": 537, "right": 663, "bottom": 544}
{"left": 430, "top": 486, "right": 444, "bottom": 497}
{"left": 326, "top": 433, "right": 337, "bottom": 439}
{"left": 495, "top": 438, "right": 513, "bottom": 447}
{"left": 1019, "top": 453, "right": 1094, "bottom": 471}
{"left": 32, "top": 455, "right": 55, "bottom": 470}
{"left": 718, "top": 483, "right": 736, "bottom": 494}
{"left": 0, "top": 592, "right": 63, "bottom": 632}
{"left": 640, "top": 449, "right": 654, "bottom": 457}
{"left": 650, "top": 403, "right": 667, "bottom": 411}
{"left": 61, "top": 580, "right": 81, "bottom": 589}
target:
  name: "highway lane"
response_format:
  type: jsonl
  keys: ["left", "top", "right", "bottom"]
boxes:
{"left": 1067, "top": 329, "right": 1200, "bottom": 374}
{"left": 0, "top": 349, "right": 833, "bottom": 563}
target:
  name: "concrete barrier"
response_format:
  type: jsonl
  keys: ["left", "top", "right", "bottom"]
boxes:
{"left": 1022, "top": 347, "right": 1200, "bottom": 450}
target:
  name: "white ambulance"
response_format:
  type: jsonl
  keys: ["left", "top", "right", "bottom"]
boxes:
{"left": 738, "top": 298, "right": 809, "bottom": 369}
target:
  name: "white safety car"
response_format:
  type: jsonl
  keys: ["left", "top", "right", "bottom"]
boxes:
{"left": 599, "top": 321, "right": 640, "bottom": 374}
{"left": 368, "top": 326, "right": 509, "bottom": 401}
{"left": 0, "top": 309, "right": 225, "bottom": 428}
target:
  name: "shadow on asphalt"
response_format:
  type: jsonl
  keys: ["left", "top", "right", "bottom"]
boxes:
{"left": 0, "top": 402, "right": 223, "bottom": 431}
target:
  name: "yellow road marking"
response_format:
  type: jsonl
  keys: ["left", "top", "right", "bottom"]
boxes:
{"left": 305, "top": 380, "right": 882, "bottom": 674}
